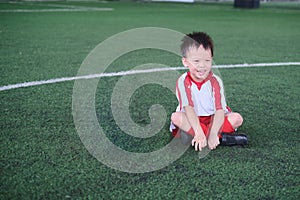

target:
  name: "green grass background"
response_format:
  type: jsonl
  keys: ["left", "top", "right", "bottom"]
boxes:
{"left": 1, "top": 1, "right": 300, "bottom": 199}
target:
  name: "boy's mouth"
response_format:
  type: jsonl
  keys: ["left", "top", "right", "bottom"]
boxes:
{"left": 197, "top": 69, "right": 206, "bottom": 76}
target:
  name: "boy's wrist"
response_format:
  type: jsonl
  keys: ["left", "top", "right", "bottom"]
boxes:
{"left": 209, "top": 131, "right": 219, "bottom": 136}
{"left": 208, "top": 132, "right": 219, "bottom": 140}
{"left": 195, "top": 131, "right": 205, "bottom": 138}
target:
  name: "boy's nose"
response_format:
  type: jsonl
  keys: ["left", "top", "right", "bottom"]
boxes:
{"left": 195, "top": 64, "right": 205, "bottom": 70}
{"left": 196, "top": 61, "right": 206, "bottom": 68}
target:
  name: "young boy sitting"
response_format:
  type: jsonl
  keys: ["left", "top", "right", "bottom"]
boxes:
{"left": 170, "top": 32, "right": 248, "bottom": 151}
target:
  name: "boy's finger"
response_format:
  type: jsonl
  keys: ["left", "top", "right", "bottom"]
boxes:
{"left": 200, "top": 142, "right": 205, "bottom": 151}
{"left": 209, "top": 142, "right": 217, "bottom": 149}
{"left": 195, "top": 142, "right": 198, "bottom": 151}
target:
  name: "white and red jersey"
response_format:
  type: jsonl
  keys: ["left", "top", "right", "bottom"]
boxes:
{"left": 175, "top": 71, "right": 230, "bottom": 116}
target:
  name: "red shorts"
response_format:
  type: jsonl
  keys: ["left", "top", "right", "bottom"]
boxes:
{"left": 172, "top": 115, "right": 235, "bottom": 138}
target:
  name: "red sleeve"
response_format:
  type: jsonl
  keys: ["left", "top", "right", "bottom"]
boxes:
{"left": 211, "top": 75, "right": 225, "bottom": 111}
{"left": 176, "top": 73, "right": 194, "bottom": 110}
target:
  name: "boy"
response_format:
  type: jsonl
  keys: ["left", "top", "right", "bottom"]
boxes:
{"left": 170, "top": 32, "right": 248, "bottom": 151}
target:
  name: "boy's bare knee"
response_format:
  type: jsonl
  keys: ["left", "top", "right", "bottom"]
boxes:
{"left": 234, "top": 113, "right": 243, "bottom": 127}
{"left": 171, "top": 112, "right": 181, "bottom": 126}
{"left": 228, "top": 112, "right": 243, "bottom": 128}
{"left": 171, "top": 113, "right": 177, "bottom": 124}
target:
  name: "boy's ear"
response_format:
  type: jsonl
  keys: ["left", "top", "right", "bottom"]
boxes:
{"left": 182, "top": 57, "right": 188, "bottom": 68}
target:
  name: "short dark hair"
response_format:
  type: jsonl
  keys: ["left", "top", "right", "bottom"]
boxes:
{"left": 180, "top": 32, "right": 214, "bottom": 58}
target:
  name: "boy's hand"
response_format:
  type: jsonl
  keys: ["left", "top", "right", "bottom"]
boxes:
{"left": 208, "top": 134, "right": 220, "bottom": 149}
{"left": 192, "top": 134, "right": 207, "bottom": 151}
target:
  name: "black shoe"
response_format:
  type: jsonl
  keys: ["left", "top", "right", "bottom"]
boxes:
{"left": 180, "top": 130, "right": 193, "bottom": 145}
{"left": 220, "top": 132, "right": 248, "bottom": 147}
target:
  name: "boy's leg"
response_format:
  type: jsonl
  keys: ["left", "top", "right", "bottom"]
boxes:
{"left": 171, "top": 112, "right": 193, "bottom": 133}
{"left": 224, "top": 112, "right": 243, "bottom": 131}
{"left": 171, "top": 112, "right": 209, "bottom": 135}
{"left": 171, "top": 112, "right": 208, "bottom": 145}
{"left": 221, "top": 116, "right": 236, "bottom": 134}
{"left": 220, "top": 112, "right": 248, "bottom": 146}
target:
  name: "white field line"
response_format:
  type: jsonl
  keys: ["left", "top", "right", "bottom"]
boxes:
{"left": 0, "top": 62, "right": 299, "bottom": 92}
{"left": 215, "top": 62, "right": 300, "bottom": 68}
{"left": 0, "top": 8, "right": 114, "bottom": 12}
{"left": 0, "top": 2, "right": 113, "bottom": 12}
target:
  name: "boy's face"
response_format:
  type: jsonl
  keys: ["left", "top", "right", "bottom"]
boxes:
{"left": 182, "top": 45, "right": 212, "bottom": 82}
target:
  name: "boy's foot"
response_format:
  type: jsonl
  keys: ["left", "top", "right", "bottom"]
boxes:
{"left": 219, "top": 132, "right": 248, "bottom": 147}
{"left": 180, "top": 130, "right": 193, "bottom": 145}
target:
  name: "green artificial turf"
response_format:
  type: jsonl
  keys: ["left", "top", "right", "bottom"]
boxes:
{"left": 1, "top": 1, "right": 300, "bottom": 199}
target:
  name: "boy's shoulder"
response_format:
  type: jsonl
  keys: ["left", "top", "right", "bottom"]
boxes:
{"left": 178, "top": 71, "right": 188, "bottom": 79}
{"left": 210, "top": 72, "right": 223, "bottom": 83}
{"left": 176, "top": 72, "right": 188, "bottom": 83}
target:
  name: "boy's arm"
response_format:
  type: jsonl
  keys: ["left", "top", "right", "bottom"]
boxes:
{"left": 208, "top": 109, "right": 224, "bottom": 149}
{"left": 185, "top": 105, "right": 207, "bottom": 151}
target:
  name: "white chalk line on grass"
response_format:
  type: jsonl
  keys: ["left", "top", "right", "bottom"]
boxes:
{"left": 0, "top": 62, "right": 299, "bottom": 92}
{"left": 0, "top": 2, "right": 114, "bottom": 12}
{"left": 0, "top": 8, "right": 114, "bottom": 12}
{"left": 215, "top": 62, "right": 300, "bottom": 68}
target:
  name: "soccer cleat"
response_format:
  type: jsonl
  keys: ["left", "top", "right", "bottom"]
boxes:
{"left": 180, "top": 130, "right": 194, "bottom": 145}
{"left": 219, "top": 132, "right": 248, "bottom": 147}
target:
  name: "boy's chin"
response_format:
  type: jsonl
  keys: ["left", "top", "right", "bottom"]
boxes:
{"left": 194, "top": 74, "right": 208, "bottom": 81}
